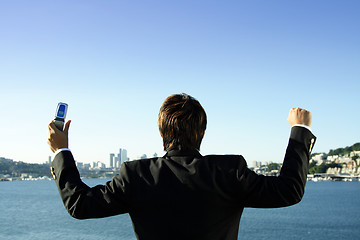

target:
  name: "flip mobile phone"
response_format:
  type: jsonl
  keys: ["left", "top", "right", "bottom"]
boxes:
{"left": 54, "top": 102, "right": 68, "bottom": 131}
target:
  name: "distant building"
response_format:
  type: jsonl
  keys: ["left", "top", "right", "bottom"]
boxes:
{"left": 310, "top": 153, "right": 327, "bottom": 165}
{"left": 109, "top": 153, "right": 115, "bottom": 168}
{"left": 117, "top": 148, "right": 128, "bottom": 165}
{"left": 99, "top": 162, "right": 106, "bottom": 169}
{"left": 92, "top": 162, "right": 97, "bottom": 169}
{"left": 350, "top": 151, "right": 360, "bottom": 157}
{"left": 91, "top": 161, "right": 106, "bottom": 169}
{"left": 252, "top": 161, "right": 261, "bottom": 168}
{"left": 115, "top": 157, "right": 120, "bottom": 168}
{"left": 110, "top": 148, "right": 128, "bottom": 168}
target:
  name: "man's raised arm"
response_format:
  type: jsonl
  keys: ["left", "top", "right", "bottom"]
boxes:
{"left": 241, "top": 107, "right": 316, "bottom": 208}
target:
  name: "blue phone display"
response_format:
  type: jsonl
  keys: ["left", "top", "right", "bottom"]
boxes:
{"left": 57, "top": 104, "right": 66, "bottom": 118}
{"left": 54, "top": 102, "right": 68, "bottom": 131}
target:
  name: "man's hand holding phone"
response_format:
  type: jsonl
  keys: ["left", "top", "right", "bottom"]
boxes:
{"left": 48, "top": 120, "right": 71, "bottom": 153}
{"left": 48, "top": 102, "right": 71, "bottom": 153}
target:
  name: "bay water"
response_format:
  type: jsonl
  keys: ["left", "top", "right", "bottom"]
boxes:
{"left": 1, "top": 179, "right": 359, "bottom": 240}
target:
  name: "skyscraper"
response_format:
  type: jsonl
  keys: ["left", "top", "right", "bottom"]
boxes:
{"left": 115, "top": 156, "right": 120, "bottom": 168}
{"left": 121, "top": 149, "right": 128, "bottom": 163}
{"left": 110, "top": 148, "right": 128, "bottom": 169}
{"left": 109, "top": 153, "right": 115, "bottom": 168}
{"left": 117, "top": 149, "right": 122, "bottom": 166}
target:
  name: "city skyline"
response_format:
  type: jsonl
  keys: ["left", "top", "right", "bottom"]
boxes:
{"left": 47, "top": 147, "right": 157, "bottom": 168}
{"left": 1, "top": 1, "right": 359, "bottom": 165}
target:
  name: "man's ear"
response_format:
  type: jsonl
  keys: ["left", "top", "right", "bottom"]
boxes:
{"left": 160, "top": 132, "right": 163, "bottom": 138}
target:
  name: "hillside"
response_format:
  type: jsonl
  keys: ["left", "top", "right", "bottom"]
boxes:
{"left": 328, "top": 142, "right": 360, "bottom": 156}
{"left": 0, "top": 157, "right": 51, "bottom": 178}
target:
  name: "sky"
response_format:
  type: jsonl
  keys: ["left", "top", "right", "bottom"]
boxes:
{"left": 0, "top": 0, "right": 359, "bottom": 166}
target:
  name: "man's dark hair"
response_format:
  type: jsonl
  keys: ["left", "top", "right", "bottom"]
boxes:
{"left": 158, "top": 93, "right": 207, "bottom": 151}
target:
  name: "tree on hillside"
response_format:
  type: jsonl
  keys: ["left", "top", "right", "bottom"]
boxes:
{"left": 328, "top": 142, "right": 360, "bottom": 156}
{"left": 308, "top": 161, "right": 342, "bottom": 174}
{"left": 352, "top": 155, "right": 359, "bottom": 173}
{"left": 267, "top": 163, "right": 281, "bottom": 172}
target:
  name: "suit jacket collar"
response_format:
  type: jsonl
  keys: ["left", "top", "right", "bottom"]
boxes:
{"left": 164, "top": 148, "right": 202, "bottom": 158}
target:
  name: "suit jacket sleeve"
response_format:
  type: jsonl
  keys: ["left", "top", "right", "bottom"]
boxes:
{"left": 239, "top": 126, "right": 316, "bottom": 208}
{"left": 50, "top": 150, "right": 130, "bottom": 219}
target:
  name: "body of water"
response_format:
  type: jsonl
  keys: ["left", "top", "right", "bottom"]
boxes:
{"left": 0, "top": 179, "right": 359, "bottom": 240}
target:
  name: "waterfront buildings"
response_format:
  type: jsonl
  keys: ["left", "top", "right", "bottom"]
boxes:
{"left": 310, "top": 151, "right": 360, "bottom": 174}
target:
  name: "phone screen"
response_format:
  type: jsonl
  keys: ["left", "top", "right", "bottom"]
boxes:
{"left": 57, "top": 105, "right": 66, "bottom": 118}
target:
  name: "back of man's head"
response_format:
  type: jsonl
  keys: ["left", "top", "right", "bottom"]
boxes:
{"left": 158, "top": 93, "right": 207, "bottom": 151}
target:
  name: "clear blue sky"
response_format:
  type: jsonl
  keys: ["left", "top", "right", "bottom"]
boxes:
{"left": 1, "top": 0, "right": 359, "bottom": 165}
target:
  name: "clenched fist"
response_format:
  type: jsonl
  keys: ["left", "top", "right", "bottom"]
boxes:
{"left": 287, "top": 108, "right": 312, "bottom": 127}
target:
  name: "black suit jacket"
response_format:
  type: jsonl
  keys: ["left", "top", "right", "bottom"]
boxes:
{"left": 50, "top": 126, "right": 316, "bottom": 240}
